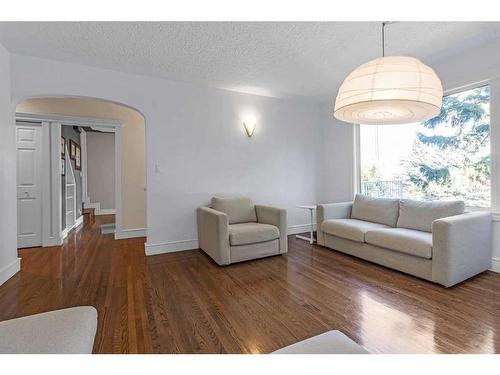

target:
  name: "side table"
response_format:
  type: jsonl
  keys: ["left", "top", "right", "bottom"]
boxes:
{"left": 296, "top": 205, "right": 316, "bottom": 244}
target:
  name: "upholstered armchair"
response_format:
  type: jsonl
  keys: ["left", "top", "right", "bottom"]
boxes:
{"left": 197, "top": 196, "right": 287, "bottom": 265}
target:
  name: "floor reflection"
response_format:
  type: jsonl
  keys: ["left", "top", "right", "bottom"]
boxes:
{"left": 359, "top": 290, "right": 436, "bottom": 353}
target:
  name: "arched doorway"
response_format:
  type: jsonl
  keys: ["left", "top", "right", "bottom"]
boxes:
{"left": 15, "top": 96, "right": 146, "bottom": 247}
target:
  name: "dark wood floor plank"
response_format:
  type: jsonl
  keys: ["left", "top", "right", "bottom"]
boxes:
{"left": 0, "top": 215, "right": 499, "bottom": 353}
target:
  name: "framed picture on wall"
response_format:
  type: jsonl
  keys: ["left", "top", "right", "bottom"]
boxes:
{"left": 70, "top": 140, "right": 77, "bottom": 160}
{"left": 61, "top": 136, "right": 65, "bottom": 157}
{"left": 75, "top": 144, "right": 81, "bottom": 170}
{"left": 61, "top": 158, "right": 65, "bottom": 176}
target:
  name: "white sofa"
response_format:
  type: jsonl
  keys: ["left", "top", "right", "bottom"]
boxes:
{"left": 317, "top": 195, "right": 492, "bottom": 287}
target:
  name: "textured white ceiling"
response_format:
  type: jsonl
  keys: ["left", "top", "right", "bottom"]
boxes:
{"left": 1, "top": 22, "right": 500, "bottom": 101}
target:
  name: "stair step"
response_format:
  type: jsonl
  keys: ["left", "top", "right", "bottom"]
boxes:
{"left": 100, "top": 223, "right": 116, "bottom": 235}
{"left": 83, "top": 208, "right": 95, "bottom": 223}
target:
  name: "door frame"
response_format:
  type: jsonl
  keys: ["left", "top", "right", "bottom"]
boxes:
{"left": 15, "top": 112, "right": 123, "bottom": 245}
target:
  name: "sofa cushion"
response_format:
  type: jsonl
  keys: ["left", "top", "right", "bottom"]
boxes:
{"left": 272, "top": 330, "right": 369, "bottom": 354}
{"left": 0, "top": 306, "right": 97, "bottom": 354}
{"left": 211, "top": 196, "right": 257, "bottom": 224}
{"left": 365, "top": 228, "right": 433, "bottom": 259}
{"left": 351, "top": 194, "right": 400, "bottom": 227}
{"left": 321, "top": 219, "right": 390, "bottom": 243}
{"left": 397, "top": 199, "right": 465, "bottom": 232}
{"left": 229, "top": 222, "right": 279, "bottom": 246}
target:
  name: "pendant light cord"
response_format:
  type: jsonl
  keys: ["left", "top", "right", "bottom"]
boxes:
{"left": 382, "top": 22, "right": 385, "bottom": 57}
{"left": 381, "top": 21, "right": 397, "bottom": 57}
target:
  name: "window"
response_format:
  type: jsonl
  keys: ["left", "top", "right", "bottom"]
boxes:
{"left": 359, "top": 85, "right": 491, "bottom": 208}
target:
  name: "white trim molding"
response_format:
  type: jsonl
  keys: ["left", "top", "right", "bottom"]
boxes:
{"left": 113, "top": 125, "right": 123, "bottom": 237}
{"left": 115, "top": 228, "right": 146, "bottom": 240}
{"left": 16, "top": 112, "right": 122, "bottom": 128}
{"left": 98, "top": 208, "right": 116, "bottom": 215}
{"left": 144, "top": 224, "right": 318, "bottom": 256}
{"left": 84, "top": 202, "right": 115, "bottom": 216}
{"left": 80, "top": 129, "right": 89, "bottom": 205}
{"left": 145, "top": 239, "right": 199, "bottom": 256}
{"left": 37, "top": 120, "right": 62, "bottom": 248}
{"left": 84, "top": 202, "right": 100, "bottom": 211}
{"left": 490, "top": 78, "right": 500, "bottom": 212}
{"left": 0, "top": 258, "right": 21, "bottom": 286}
{"left": 61, "top": 215, "right": 84, "bottom": 240}
{"left": 287, "top": 223, "right": 317, "bottom": 235}
{"left": 352, "top": 123, "right": 361, "bottom": 199}
{"left": 491, "top": 257, "right": 500, "bottom": 273}
{"left": 61, "top": 227, "right": 69, "bottom": 240}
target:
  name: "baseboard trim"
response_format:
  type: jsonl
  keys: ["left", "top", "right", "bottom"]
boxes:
{"left": 145, "top": 239, "right": 199, "bottom": 256}
{"left": 61, "top": 215, "right": 84, "bottom": 241}
{"left": 491, "top": 257, "right": 500, "bottom": 273}
{"left": 84, "top": 202, "right": 115, "bottom": 216}
{"left": 143, "top": 224, "right": 317, "bottom": 256}
{"left": 96, "top": 208, "right": 115, "bottom": 215}
{"left": 61, "top": 227, "right": 69, "bottom": 240}
{"left": 115, "top": 228, "right": 146, "bottom": 240}
{"left": 75, "top": 215, "right": 84, "bottom": 227}
{"left": 287, "top": 224, "right": 317, "bottom": 235}
{"left": 44, "top": 237, "right": 63, "bottom": 247}
{"left": 0, "top": 257, "right": 21, "bottom": 286}
{"left": 84, "top": 202, "right": 100, "bottom": 210}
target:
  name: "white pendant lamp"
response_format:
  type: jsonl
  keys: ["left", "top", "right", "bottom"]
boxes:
{"left": 334, "top": 22, "right": 443, "bottom": 125}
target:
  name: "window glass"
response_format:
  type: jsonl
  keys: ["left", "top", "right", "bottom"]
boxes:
{"left": 360, "top": 85, "right": 490, "bottom": 207}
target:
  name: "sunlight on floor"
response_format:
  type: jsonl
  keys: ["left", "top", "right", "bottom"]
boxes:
{"left": 359, "top": 291, "right": 436, "bottom": 353}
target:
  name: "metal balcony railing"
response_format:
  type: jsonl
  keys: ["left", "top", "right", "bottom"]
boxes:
{"left": 360, "top": 180, "right": 404, "bottom": 199}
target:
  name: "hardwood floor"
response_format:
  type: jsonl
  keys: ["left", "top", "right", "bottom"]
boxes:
{"left": 0, "top": 215, "right": 499, "bottom": 354}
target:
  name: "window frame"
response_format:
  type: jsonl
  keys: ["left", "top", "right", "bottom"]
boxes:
{"left": 353, "top": 78, "right": 499, "bottom": 212}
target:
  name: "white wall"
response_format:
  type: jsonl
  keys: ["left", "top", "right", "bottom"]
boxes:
{"left": 86, "top": 132, "right": 115, "bottom": 210}
{"left": 318, "top": 103, "right": 355, "bottom": 203}
{"left": 8, "top": 53, "right": 322, "bottom": 254}
{"left": 0, "top": 45, "right": 20, "bottom": 285}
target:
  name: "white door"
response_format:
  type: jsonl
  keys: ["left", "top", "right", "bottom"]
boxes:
{"left": 16, "top": 123, "right": 42, "bottom": 248}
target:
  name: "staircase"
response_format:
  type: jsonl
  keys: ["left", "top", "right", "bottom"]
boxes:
{"left": 83, "top": 207, "right": 95, "bottom": 223}
{"left": 65, "top": 147, "right": 77, "bottom": 230}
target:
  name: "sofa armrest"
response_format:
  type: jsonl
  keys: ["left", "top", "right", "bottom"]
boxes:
{"left": 316, "top": 202, "right": 353, "bottom": 245}
{"left": 255, "top": 205, "right": 288, "bottom": 253}
{"left": 197, "top": 207, "right": 230, "bottom": 265}
{"left": 432, "top": 211, "right": 492, "bottom": 287}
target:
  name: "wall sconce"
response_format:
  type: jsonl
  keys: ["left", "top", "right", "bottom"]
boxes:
{"left": 242, "top": 115, "right": 257, "bottom": 137}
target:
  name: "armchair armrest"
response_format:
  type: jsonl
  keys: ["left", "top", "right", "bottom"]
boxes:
{"left": 316, "top": 202, "right": 353, "bottom": 245}
{"left": 197, "top": 207, "right": 230, "bottom": 265}
{"left": 432, "top": 211, "right": 492, "bottom": 287}
{"left": 255, "top": 205, "right": 288, "bottom": 253}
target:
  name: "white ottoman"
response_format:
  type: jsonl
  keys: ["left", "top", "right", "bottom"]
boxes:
{"left": 272, "top": 330, "right": 369, "bottom": 354}
{"left": 0, "top": 306, "right": 98, "bottom": 354}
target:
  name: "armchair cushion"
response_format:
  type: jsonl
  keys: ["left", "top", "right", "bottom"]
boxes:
{"left": 351, "top": 194, "right": 399, "bottom": 227}
{"left": 211, "top": 196, "right": 257, "bottom": 224}
{"left": 321, "top": 219, "right": 390, "bottom": 243}
{"left": 229, "top": 222, "right": 279, "bottom": 246}
{"left": 397, "top": 199, "right": 465, "bottom": 232}
{"left": 365, "top": 228, "right": 433, "bottom": 259}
